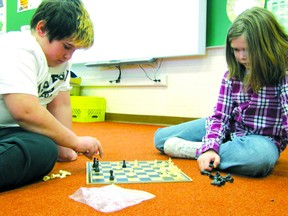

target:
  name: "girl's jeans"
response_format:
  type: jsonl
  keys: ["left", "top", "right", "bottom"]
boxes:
{"left": 154, "top": 118, "right": 279, "bottom": 177}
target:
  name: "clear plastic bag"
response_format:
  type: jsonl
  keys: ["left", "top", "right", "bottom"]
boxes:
{"left": 69, "top": 185, "right": 155, "bottom": 213}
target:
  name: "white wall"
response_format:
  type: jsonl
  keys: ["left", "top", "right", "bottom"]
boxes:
{"left": 71, "top": 47, "right": 227, "bottom": 119}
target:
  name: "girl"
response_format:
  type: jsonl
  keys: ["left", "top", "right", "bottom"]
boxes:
{"left": 154, "top": 7, "right": 288, "bottom": 177}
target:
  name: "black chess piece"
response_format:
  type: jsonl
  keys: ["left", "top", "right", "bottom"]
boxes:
{"left": 93, "top": 158, "right": 100, "bottom": 172}
{"left": 122, "top": 160, "right": 127, "bottom": 168}
{"left": 109, "top": 170, "right": 114, "bottom": 181}
{"left": 223, "top": 173, "right": 234, "bottom": 183}
{"left": 92, "top": 158, "right": 97, "bottom": 168}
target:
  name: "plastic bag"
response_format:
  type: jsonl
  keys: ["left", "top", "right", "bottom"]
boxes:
{"left": 69, "top": 185, "right": 155, "bottom": 213}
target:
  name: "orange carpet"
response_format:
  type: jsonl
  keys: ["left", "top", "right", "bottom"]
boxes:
{"left": 1, "top": 122, "right": 288, "bottom": 216}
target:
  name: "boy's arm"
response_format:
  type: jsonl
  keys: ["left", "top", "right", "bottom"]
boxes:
{"left": 47, "top": 91, "right": 78, "bottom": 161}
{"left": 3, "top": 93, "right": 79, "bottom": 151}
{"left": 47, "top": 91, "right": 72, "bottom": 130}
{"left": 4, "top": 92, "right": 104, "bottom": 159}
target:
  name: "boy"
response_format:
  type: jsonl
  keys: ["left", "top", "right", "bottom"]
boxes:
{"left": 0, "top": 0, "right": 103, "bottom": 191}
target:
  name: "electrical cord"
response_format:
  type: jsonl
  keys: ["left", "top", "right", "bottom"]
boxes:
{"left": 139, "top": 58, "right": 163, "bottom": 82}
{"left": 109, "top": 65, "right": 122, "bottom": 83}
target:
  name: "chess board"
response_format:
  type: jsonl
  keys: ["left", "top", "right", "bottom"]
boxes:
{"left": 86, "top": 159, "right": 192, "bottom": 184}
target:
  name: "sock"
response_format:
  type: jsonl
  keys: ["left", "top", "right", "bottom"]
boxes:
{"left": 164, "top": 137, "right": 202, "bottom": 159}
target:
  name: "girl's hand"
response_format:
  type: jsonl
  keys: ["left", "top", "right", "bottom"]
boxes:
{"left": 197, "top": 150, "right": 220, "bottom": 171}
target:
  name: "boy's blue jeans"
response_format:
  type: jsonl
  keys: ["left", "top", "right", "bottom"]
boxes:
{"left": 154, "top": 118, "right": 280, "bottom": 177}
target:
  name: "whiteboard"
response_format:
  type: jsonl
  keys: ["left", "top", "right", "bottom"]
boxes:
{"left": 72, "top": 0, "right": 207, "bottom": 64}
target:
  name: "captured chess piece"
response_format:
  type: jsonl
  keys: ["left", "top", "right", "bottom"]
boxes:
{"left": 209, "top": 161, "right": 216, "bottom": 169}
{"left": 223, "top": 173, "right": 234, "bottom": 183}
{"left": 210, "top": 172, "right": 225, "bottom": 187}
{"left": 200, "top": 170, "right": 214, "bottom": 179}
{"left": 201, "top": 170, "right": 234, "bottom": 187}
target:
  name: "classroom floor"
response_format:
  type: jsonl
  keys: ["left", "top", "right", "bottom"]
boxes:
{"left": 0, "top": 121, "right": 287, "bottom": 216}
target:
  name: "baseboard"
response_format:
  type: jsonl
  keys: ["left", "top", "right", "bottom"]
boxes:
{"left": 105, "top": 113, "right": 197, "bottom": 126}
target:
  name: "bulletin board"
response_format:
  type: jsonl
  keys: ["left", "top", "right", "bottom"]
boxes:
{"left": 0, "top": 0, "right": 6, "bottom": 33}
{"left": 206, "top": 0, "right": 270, "bottom": 47}
{"left": 6, "top": 0, "right": 36, "bottom": 32}
{"left": 206, "top": 0, "right": 232, "bottom": 47}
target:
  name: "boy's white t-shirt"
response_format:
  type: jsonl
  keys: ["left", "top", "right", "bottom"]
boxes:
{"left": 0, "top": 31, "right": 71, "bottom": 127}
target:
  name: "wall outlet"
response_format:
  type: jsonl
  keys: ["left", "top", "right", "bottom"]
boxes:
{"left": 81, "top": 75, "right": 168, "bottom": 87}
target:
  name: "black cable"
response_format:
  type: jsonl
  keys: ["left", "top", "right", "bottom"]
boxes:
{"left": 109, "top": 65, "right": 122, "bottom": 83}
{"left": 139, "top": 58, "right": 163, "bottom": 82}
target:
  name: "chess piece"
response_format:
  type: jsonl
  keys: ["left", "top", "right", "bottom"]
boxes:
{"left": 93, "top": 158, "right": 100, "bottom": 172}
{"left": 122, "top": 160, "right": 127, "bottom": 168}
{"left": 109, "top": 170, "right": 114, "bottom": 181}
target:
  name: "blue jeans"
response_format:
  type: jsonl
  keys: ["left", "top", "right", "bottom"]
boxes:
{"left": 154, "top": 118, "right": 280, "bottom": 177}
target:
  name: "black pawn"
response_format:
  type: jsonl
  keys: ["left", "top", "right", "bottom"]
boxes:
{"left": 109, "top": 170, "right": 114, "bottom": 181}
{"left": 122, "top": 160, "right": 127, "bottom": 168}
{"left": 93, "top": 158, "right": 100, "bottom": 172}
{"left": 92, "top": 158, "right": 97, "bottom": 168}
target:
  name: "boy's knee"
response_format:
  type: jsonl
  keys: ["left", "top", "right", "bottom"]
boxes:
{"left": 27, "top": 136, "right": 58, "bottom": 171}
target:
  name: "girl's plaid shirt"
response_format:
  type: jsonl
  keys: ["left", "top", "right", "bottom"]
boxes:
{"left": 198, "top": 71, "right": 288, "bottom": 155}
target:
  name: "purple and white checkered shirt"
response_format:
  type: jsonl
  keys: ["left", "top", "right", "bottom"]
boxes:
{"left": 199, "top": 71, "right": 288, "bottom": 155}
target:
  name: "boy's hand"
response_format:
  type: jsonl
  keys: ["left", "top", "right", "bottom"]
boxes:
{"left": 74, "top": 136, "right": 104, "bottom": 159}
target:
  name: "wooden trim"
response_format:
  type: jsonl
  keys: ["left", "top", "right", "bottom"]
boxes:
{"left": 105, "top": 113, "right": 197, "bottom": 126}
